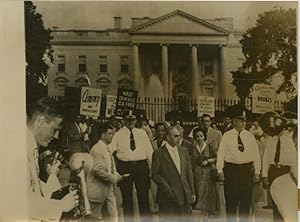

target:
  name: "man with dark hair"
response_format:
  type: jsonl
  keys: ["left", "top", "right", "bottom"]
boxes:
{"left": 27, "top": 97, "right": 78, "bottom": 221}
{"left": 152, "top": 123, "right": 167, "bottom": 151}
{"left": 223, "top": 116, "right": 234, "bottom": 133}
{"left": 110, "top": 110, "right": 153, "bottom": 222}
{"left": 152, "top": 126, "right": 195, "bottom": 221}
{"left": 87, "top": 123, "right": 128, "bottom": 222}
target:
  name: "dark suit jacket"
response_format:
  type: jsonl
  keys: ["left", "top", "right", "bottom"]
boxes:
{"left": 67, "top": 122, "right": 90, "bottom": 155}
{"left": 181, "top": 139, "right": 195, "bottom": 160}
{"left": 151, "top": 144, "right": 195, "bottom": 206}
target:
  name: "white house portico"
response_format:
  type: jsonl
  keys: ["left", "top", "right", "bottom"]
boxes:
{"left": 48, "top": 10, "right": 244, "bottom": 99}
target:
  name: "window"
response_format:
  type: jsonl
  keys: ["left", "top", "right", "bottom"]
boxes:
{"left": 96, "top": 78, "right": 111, "bottom": 95}
{"left": 57, "top": 55, "right": 65, "bottom": 73}
{"left": 75, "top": 77, "right": 88, "bottom": 88}
{"left": 54, "top": 77, "right": 68, "bottom": 96}
{"left": 203, "top": 87, "right": 214, "bottom": 97}
{"left": 78, "top": 56, "right": 86, "bottom": 73}
{"left": 202, "top": 61, "right": 213, "bottom": 76}
{"left": 118, "top": 78, "right": 132, "bottom": 89}
{"left": 120, "top": 56, "right": 129, "bottom": 73}
{"left": 99, "top": 56, "right": 108, "bottom": 73}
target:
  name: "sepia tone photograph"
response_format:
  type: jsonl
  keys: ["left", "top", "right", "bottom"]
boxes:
{"left": 21, "top": 1, "right": 298, "bottom": 222}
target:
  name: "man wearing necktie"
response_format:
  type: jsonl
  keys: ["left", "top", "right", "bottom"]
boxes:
{"left": 152, "top": 127, "right": 195, "bottom": 222}
{"left": 110, "top": 110, "right": 153, "bottom": 222}
{"left": 216, "top": 105, "right": 261, "bottom": 222}
{"left": 87, "top": 123, "right": 129, "bottom": 222}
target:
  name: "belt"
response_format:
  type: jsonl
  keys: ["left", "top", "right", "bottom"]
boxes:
{"left": 225, "top": 161, "right": 253, "bottom": 167}
{"left": 117, "top": 159, "right": 147, "bottom": 164}
{"left": 270, "top": 164, "right": 290, "bottom": 169}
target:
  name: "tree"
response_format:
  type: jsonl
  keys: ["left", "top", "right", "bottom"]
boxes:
{"left": 231, "top": 7, "right": 296, "bottom": 104}
{"left": 25, "top": 1, "right": 53, "bottom": 105}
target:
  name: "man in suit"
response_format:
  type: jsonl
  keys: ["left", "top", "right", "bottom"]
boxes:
{"left": 151, "top": 123, "right": 167, "bottom": 151}
{"left": 152, "top": 126, "right": 195, "bottom": 222}
{"left": 87, "top": 123, "right": 129, "bottom": 222}
{"left": 175, "top": 126, "right": 195, "bottom": 160}
{"left": 223, "top": 116, "right": 234, "bottom": 134}
{"left": 66, "top": 115, "right": 90, "bottom": 156}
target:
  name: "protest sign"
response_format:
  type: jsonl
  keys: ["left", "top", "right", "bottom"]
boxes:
{"left": 197, "top": 96, "right": 215, "bottom": 117}
{"left": 115, "top": 88, "right": 138, "bottom": 116}
{"left": 105, "top": 95, "right": 117, "bottom": 118}
{"left": 79, "top": 87, "right": 102, "bottom": 117}
{"left": 252, "top": 84, "right": 275, "bottom": 114}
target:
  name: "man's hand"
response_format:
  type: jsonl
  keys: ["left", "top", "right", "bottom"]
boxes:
{"left": 201, "top": 160, "right": 208, "bottom": 166}
{"left": 61, "top": 190, "right": 79, "bottom": 213}
{"left": 218, "top": 173, "right": 225, "bottom": 182}
{"left": 46, "top": 161, "right": 61, "bottom": 176}
{"left": 253, "top": 174, "right": 261, "bottom": 183}
{"left": 191, "top": 195, "right": 196, "bottom": 203}
{"left": 262, "top": 177, "right": 269, "bottom": 189}
{"left": 116, "top": 174, "right": 130, "bottom": 183}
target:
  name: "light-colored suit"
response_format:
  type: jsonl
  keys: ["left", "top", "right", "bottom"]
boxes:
{"left": 87, "top": 140, "right": 118, "bottom": 222}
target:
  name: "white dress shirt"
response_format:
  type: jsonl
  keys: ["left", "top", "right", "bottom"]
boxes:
{"left": 110, "top": 127, "right": 153, "bottom": 165}
{"left": 27, "top": 127, "right": 63, "bottom": 222}
{"left": 216, "top": 128, "right": 261, "bottom": 174}
{"left": 262, "top": 132, "right": 297, "bottom": 178}
{"left": 165, "top": 143, "right": 181, "bottom": 174}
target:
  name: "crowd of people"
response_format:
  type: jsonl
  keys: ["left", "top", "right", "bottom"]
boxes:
{"left": 26, "top": 97, "right": 298, "bottom": 222}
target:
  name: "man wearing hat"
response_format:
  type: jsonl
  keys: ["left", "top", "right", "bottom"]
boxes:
{"left": 110, "top": 109, "right": 153, "bottom": 222}
{"left": 216, "top": 105, "right": 261, "bottom": 222}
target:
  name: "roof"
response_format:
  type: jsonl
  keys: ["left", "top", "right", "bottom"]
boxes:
{"left": 129, "top": 10, "right": 230, "bottom": 34}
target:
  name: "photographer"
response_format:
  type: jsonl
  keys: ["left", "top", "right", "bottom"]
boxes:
{"left": 27, "top": 97, "right": 79, "bottom": 221}
{"left": 260, "top": 112, "right": 297, "bottom": 222}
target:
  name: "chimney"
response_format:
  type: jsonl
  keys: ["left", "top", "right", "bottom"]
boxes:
{"left": 114, "top": 16, "right": 122, "bottom": 30}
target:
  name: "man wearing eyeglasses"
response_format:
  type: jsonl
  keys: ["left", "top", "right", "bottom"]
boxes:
{"left": 216, "top": 105, "right": 261, "bottom": 222}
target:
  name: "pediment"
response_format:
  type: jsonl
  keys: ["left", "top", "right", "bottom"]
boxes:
{"left": 130, "top": 10, "right": 229, "bottom": 35}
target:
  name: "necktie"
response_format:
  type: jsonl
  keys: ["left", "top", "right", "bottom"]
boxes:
{"left": 130, "top": 130, "right": 136, "bottom": 151}
{"left": 274, "top": 137, "right": 281, "bottom": 164}
{"left": 238, "top": 132, "right": 245, "bottom": 152}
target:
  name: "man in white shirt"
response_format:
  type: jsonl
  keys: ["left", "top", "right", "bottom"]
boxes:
{"left": 110, "top": 110, "right": 153, "bottom": 222}
{"left": 87, "top": 123, "right": 129, "bottom": 222}
{"left": 216, "top": 105, "right": 261, "bottom": 222}
{"left": 26, "top": 97, "right": 78, "bottom": 221}
{"left": 260, "top": 112, "right": 297, "bottom": 222}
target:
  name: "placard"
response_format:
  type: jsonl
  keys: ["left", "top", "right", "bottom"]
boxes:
{"left": 79, "top": 87, "right": 102, "bottom": 117}
{"left": 197, "top": 96, "right": 215, "bottom": 117}
{"left": 105, "top": 95, "right": 117, "bottom": 118}
{"left": 252, "top": 84, "right": 276, "bottom": 114}
{"left": 115, "top": 88, "right": 138, "bottom": 116}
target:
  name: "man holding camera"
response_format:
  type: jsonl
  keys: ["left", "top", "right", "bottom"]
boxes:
{"left": 27, "top": 97, "right": 79, "bottom": 221}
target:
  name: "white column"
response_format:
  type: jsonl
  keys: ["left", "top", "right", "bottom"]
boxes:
{"left": 133, "top": 43, "right": 140, "bottom": 91}
{"left": 191, "top": 44, "right": 199, "bottom": 98}
{"left": 161, "top": 44, "right": 169, "bottom": 97}
{"left": 219, "top": 45, "right": 227, "bottom": 99}
{"left": 168, "top": 71, "right": 173, "bottom": 97}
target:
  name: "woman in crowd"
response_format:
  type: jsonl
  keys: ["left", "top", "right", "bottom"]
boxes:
{"left": 192, "top": 127, "right": 219, "bottom": 222}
